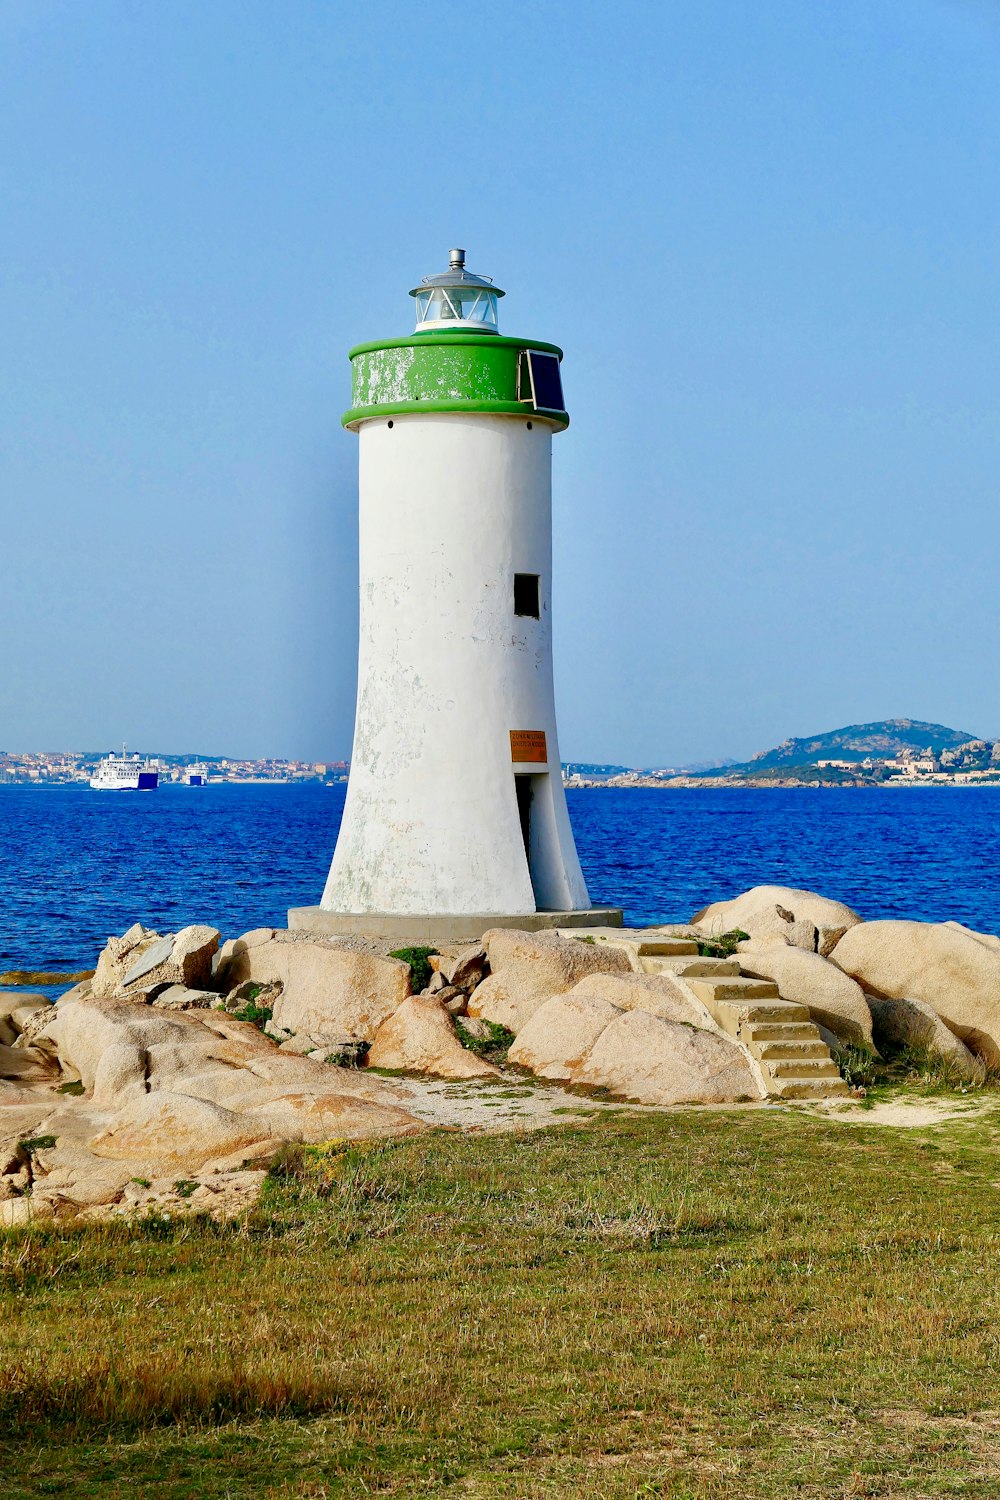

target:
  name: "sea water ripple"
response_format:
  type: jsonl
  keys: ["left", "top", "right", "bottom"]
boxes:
{"left": 0, "top": 783, "right": 998, "bottom": 971}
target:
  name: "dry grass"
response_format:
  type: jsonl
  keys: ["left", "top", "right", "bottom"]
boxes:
{"left": 839, "top": 1039, "right": 1000, "bottom": 1099}
{"left": 3, "top": 1108, "right": 1000, "bottom": 1496}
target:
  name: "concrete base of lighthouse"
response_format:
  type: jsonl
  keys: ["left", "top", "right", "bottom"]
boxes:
{"left": 288, "top": 906, "right": 624, "bottom": 946}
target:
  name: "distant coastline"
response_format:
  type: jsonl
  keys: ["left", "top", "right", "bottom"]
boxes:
{"left": 566, "top": 775, "right": 1000, "bottom": 790}
{"left": 565, "top": 719, "right": 1000, "bottom": 791}
{"left": 5, "top": 718, "right": 998, "bottom": 792}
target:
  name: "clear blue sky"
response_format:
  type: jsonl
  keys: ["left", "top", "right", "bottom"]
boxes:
{"left": 2, "top": 0, "right": 998, "bottom": 766}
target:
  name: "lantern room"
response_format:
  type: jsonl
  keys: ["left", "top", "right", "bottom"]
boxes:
{"left": 410, "top": 248, "right": 504, "bottom": 333}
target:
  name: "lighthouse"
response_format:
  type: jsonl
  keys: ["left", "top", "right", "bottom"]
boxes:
{"left": 291, "top": 250, "right": 621, "bottom": 942}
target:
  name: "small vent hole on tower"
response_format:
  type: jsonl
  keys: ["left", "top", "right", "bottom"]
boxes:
{"left": 387, "top": 420, "right": 394, "bottom": 428}
{"left": 526, "top": 421, "right": 533, "bottom": 429}
{"left": 514, "top": 573, "right": 540, "bottom": 619}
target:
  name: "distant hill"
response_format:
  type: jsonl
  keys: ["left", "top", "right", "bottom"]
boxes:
{"left": 719, "top": 719, "right": 979, "bottom": 774}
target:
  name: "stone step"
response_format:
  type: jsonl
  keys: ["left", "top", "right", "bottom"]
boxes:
{"left": 711, "top": 1000, "right": 812, "bottom": 1040}
{"left": 639, "top": 955, "right": 740, "bottom": 978}
{"left": 717, "top": 998, "right": 811, "bottom": 1025}
{"left": 767, "top": 1057, "right": 842, "bottom": 1080}
{"left": 755, "top": 1039, "right": 830, "bottom": 1062}
{"left": 677, "top": 968, "right": 851, "bottom": 1103}
{"left": 743, "top": 1021, "right": 819, "bottom": 1043}
{"left": 768, "top": 1076, "right": 852, "bottom": 1100}
{"left": 568, "top": 929, "right": 700, "bottom": 957}
{"left": 687, "top": 976, "right": 782, "bottom": 1006}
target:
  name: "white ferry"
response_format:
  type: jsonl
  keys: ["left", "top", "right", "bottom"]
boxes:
{"left": 185, "top": 762, "right": 208, "bottom": 786}
{"left": 89, "top": 746, "right": 159, "bottom": 791}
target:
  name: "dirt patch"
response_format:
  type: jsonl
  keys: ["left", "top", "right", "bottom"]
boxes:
{"left": 814, "top": 1094, "right": 994, "bottom": 1128}
{"left": 379, "top": 1069, "right": 639, "bottom": 1130}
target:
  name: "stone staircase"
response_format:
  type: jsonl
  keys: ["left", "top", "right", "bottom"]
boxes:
{"left": 562, "top": 929, "right": 851, "bottom": 1101}
{"left": 685, "top": 975, "right": 851, "bottom": 1101}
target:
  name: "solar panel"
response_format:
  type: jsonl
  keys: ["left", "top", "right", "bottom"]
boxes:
{"left": 526, "top": 350, "right": 565, "bottom": 411}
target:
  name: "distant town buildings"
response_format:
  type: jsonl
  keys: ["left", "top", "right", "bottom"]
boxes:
{"left": 0, "top": 751, "right": 350, "bottom": 786}
{"left": 560, "top": 739, "right": 1000, "bottom": 789}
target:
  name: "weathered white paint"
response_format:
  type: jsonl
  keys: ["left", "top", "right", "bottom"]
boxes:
{"left": 322, "top": 411, "right": 591, "bottom": 916}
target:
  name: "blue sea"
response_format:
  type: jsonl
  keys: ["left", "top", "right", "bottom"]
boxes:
{"left": 1, "top": 783, "right": 999, "bottom": 972}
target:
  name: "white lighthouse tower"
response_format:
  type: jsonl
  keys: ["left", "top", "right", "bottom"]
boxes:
{"left": 291, "top": 250, "right": 620, "bottom": 942}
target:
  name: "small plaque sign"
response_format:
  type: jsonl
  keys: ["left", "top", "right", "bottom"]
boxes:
{"left": 510, "top": 730, "right": 548, "bottom": 764}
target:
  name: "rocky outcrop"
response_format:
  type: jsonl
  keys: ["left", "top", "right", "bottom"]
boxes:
{"left": 224, "top": 979, "right": 283, "bottom": 1015}
{"left": 88, "top": 1083, "right": 421, "bottom": 1170}
{"left": 866, "top": 993, "right": 983, "bottom": 1081}
{"left": 150, "top": 985, "right": 219, "bottom": 1011}
{"left": 508, "top": 991, "right": 622, "bottom": 1080}
{"left": 88, "top": 1090, "right": 275, "bottom": 1170}
{"left": 0, "top": 993, "right": 427, "bottom": 1224}
{"left": 40, "top": 1001, "right": 149, "bottom": 1090}
{"left": 576, "top": 1010, "right": 760, "bottom": 1105}
{"left": 92, "top": 923, "right": 220, "bottom": 1001}
{"left": 0, "top": 994, "right": 59, "bottom": 1087}
{"left": 0, "top": 992, "right": 50, "bottom": 1047}
{"left": 566, "top": 972, "right": 705, "bottom": 1026}
{"left": 38, "top": 1000, "right": 425, "bottom": 1120}
{"left": 943, "top": 921, "right": 1000, "bottom": 955}
{"left": 0, "top": 1043, "right": 59, "bottom": 1083}
{"left": 693, "top": 886, "right": 862, "bottom": 956}
{"left": 368, "top": 996, "right": 499, "bottom": 1080}
{"left": 429, "top": 945, "right": 488, "bottom": 994}
{"left": 736, "top": 942, "right": 874, "bottom": 1045}
{"left": 215, "top": 927, "right": 275, "bottom": 975}
{"left": 510, "top": 987, "right": 759, "bottom": 1105}
{"left": 435, "top": 986, "right": 467, "bottom": 1017}
{"left": 831, "top": 920, "right": 1000, "bottom": 1064}
{"left": 218, "top": 931, "right": 412, "bottom": 1043}
{"left": 468, "top": 929, "right": 632, "bottom": 1034}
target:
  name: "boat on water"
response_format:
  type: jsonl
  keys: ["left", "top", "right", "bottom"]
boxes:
{"left": 89, "top": 746, "right": 159, "bottom": 791}
{"left": 185, "top": 762, "right": 208, "bottom": 786}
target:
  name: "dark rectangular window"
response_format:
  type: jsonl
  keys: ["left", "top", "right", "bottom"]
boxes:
{"left": 514, "top": 573, "right": 540, "bottom": 618}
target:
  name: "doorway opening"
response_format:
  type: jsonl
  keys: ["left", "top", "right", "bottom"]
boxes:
{"left": 515, "top": 774, "right": 533, "bottom": 863}
{"left": 514, "top": 771, "right": 567, "bottom": 910}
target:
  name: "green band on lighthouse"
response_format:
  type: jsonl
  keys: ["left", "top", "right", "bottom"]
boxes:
{"left": 342, "top": 332, "right": 569, "bottom": 431}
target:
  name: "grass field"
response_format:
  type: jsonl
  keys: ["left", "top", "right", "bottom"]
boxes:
{"left": 3, "top": 1102, "right": 1000, "bottom": 1498}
